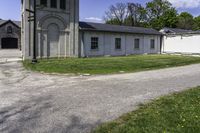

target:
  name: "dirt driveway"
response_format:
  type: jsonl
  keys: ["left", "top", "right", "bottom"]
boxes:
{"left": 1, "top": 61, "right": 200, "bottom": 133}
{"left": 0, "top": 49, "right": 22, "bottom": 63}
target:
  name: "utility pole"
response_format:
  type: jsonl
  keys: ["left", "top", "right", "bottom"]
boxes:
{"left": 26, "top": 0, "right": 37, "bottom": 63}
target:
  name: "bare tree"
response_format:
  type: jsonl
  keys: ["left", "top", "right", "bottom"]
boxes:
{"left": 127, "top": 3, "right": 147, "bottom": 26}
{"left": 104, "top": 3, "right": 128, "bottom": 25}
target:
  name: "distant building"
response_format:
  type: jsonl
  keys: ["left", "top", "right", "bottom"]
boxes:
{"left": 0, "top": 20, "right": 21, "bottom": 49}
{"left": 21, "top": 0, "right": 162, "bottom": 60}
{"left": 161, "top": 28, "right": 200, "bottom": 54}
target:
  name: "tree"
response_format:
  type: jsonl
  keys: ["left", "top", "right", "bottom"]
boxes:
{"left": 194, "top": 16, "right": 200, "bottom": 30}
{"left": 126, "top": 3, "right": 147, "bottom": 26}
{"left": 146, "top": 0, "right": 172, "bottom": 20}
{"left": 104, "top": 3, "right": 128, "bottom": 25}
{"left": 160, "top": 8, "right": 178, "bottom": 28}
{"left": 177, "top": 12, "right": 194, "bottom": 30}
{"left": 104, "top": 0, "right": 197, "bottom": 30}
{"left": 106, "top": 18, "right": 123, "bottom": 25}
{"left": 146, "top": 0, "right": 176, "bottom": 30}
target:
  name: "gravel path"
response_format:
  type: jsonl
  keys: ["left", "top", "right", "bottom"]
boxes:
{"left": 1, "top": 61, "right": 200, "bottom": 133}
{"left": 0, "top": 50, "right": 22, "bottom": 63}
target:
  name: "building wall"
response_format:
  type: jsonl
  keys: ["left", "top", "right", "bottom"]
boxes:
{"left": 80, "top": 31, "right": 161, "bottom": 57}
{"left": 162, "top": 34, "right": 200, "bottom": 54}
{"left": 0, "top": 22, "right": 21, "bottom": 49}
{"left": 21, "top": 0, "right": 79, "bottom": 60}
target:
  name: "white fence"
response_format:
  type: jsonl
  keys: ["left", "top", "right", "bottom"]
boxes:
{"left": 162, "top": 34, "right": 200, "bottom": 54}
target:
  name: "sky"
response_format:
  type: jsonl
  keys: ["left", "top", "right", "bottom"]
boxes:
{"left": 0, "top": 0, "right": 200, "bottom": 23}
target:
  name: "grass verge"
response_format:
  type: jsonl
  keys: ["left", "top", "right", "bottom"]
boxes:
{"left": 92, "top": 87, "right": 200, "bottom": 133}
{"left": 23, "top": 55, "right": 200, "bottom": 75}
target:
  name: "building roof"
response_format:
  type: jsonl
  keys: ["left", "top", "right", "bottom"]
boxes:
{"left": 0, "top": 20, "right": 21, "bottom": 28}
{"left": 160, "top": 27, "right": 197, "bottom": 35}
{"left": 0, "top": 20, "right": 7, "bottom": 26}
{"left": 79, "top": 22, "right": 162, "bottom": 35}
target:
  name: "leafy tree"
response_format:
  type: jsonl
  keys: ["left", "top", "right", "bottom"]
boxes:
{"left": 146, "top": 0, "right": 176, "bottom": 30}
{"left": 104, "top": 0, "right": 198, "bottom": 31}
{"left": 146, "top": 0, "right": 172, "bottom": 20}
{"left": 160, "top": 8, "right": 178, "bottom": 28}
{"left": 177, "top": 12, "right": 194, "bottom": 30}
{"left": 193, "top": 16, "right": 200, "bottom": 30}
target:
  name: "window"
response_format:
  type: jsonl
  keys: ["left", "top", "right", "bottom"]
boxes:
{"left": 115, "top": 38, "right": 121, "bottom": 50}
{"left": 91, "top": 37, "right": 99, "bottom": 50}
{"left": 51, "top": 0, "right": 57, "bottom": 8}
{"left": 60, "top": 0, "right": 66, "bottom": 10}
{"left": 40, "top": 0, "right": 47, "bottom": 7}
{"left": 7, "top": 26, "right": 12, "bottom": 34}
{"left": 134, "top": 39, "right": 140, "bottom": 49}
{"left": 150, "top": 39, "right": 155, "bottom": 49}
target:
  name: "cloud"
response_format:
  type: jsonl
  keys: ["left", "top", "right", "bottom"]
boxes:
{"left": 84, "top": 17, "right": 103, "bottom": 23}
{"left": 168, "top": 0, "right": 200, "bottom": 8}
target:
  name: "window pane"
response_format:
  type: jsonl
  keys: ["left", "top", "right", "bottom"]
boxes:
{"left": 7, "top": 26, "right": 12, "bottom": 33}
{"left": 151, "top": 39, "right": 155, "bottom": 49}
{"left": 41, "top": 0, "right": 47, "bottom": 7}
{"left": 115, "top": 38, "right": 121, "bottom": 49}
{"left": 134, "top": 39, "right": 140, "bottom": 49}
{"left": 60, "top": 0, "right": 66, "bottom": 10}
{"left": 91, "top": 37, "right": 99, "bottom": 50}
{"left": 51, "top": 0, "right": 57, "bottom": 8}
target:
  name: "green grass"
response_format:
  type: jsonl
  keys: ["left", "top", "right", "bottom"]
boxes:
{"left": 23, "top": 55, "right": 200, "bottom": 74}
{"left": 92, "top": 87, "right": 200, "bottom": 133}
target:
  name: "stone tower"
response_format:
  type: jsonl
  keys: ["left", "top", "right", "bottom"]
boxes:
{"left": 21, "top": 0, "right": 79, "bottom": 59}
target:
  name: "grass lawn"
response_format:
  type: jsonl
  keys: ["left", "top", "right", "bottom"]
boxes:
{"left": 92, "top": 87, "right": 200, "bottom": 133}
{"left": 23, "top": 55, "right": 200, "bottom": 75}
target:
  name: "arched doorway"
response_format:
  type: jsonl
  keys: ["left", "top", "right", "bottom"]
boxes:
{"left": 1, "top": 37, "right": 18, "bottom": 49}
{"left": 47, "top": 24, "right": 60, "bottom": 57}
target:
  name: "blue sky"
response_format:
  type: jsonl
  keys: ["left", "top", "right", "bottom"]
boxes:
{"left": 0, "top": 0, "right": 200, "bottom": 22}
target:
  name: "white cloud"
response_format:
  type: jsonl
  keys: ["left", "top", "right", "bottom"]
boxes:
{"left": 84, "top": 17, "right": 103, "bottom": 23}
{"left": 168, "top": 0, "right": 200, "bottom": 8}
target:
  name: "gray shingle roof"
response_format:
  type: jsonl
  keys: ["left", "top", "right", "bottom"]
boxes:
{"left": 160, "top": 28, "right": 193, "bottom": 34}
{"left": 0, "top": 20, "right": 7, "bottom": 26}
{"left": 13, "top": 21, "right": 21, "bottom": 27}
{"left": 79, "top": 22, "right": 162, "bottom": 35}
{"left": 0, "top": 20, "right": 21, "bottom": 28}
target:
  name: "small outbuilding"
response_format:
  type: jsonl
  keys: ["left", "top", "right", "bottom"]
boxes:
{"left": 0, "top": 20, "right": 21, "bottom": 49}
{"left": 79, "top": 22, "right": 162, "bottom": 57}
{"left": 160, "top": 28, "right": 200, "bottom": 54}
